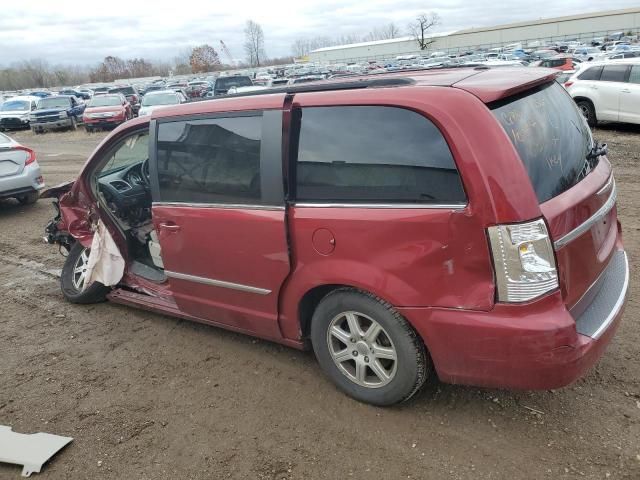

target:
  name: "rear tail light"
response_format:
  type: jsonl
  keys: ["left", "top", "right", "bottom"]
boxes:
{"left": 564, "top": 81, "right": 574, "bottom": 88}
{"left": 16, "top": 146, "right": 36, "bottom": 166}
{"left": 487, "top": 219, "right": 559, "bottom": 303}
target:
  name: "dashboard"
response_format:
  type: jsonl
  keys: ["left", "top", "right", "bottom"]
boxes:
{"left": 98, "top": 160, "right": 151, "bottom": 217}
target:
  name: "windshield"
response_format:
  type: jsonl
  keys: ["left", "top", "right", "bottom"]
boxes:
{"left": 492, "top": 82, "right": 594, "bottom": 203}
{"left": 142, "top": 93, "right": 178, "bottom": 106}
{"left": 109, "top": 87, "right": 135, "bottom": 95}
{"left": 216, "top": 76, "right": 252, "bottom": 89}
{"left": 89, "top": 95, "right": 121, "bottom": 107}
{"left": 1, "top": 100, "right": 29, "bottom": 111}
{"left": 37, "top": 97, "right": 70, "bottom": 109}
{"left": 99, "top": 132, "right": 149, "bottom": 177}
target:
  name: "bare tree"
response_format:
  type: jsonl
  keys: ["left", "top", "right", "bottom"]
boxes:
{"left": 408, "top": 12, "right": 440, "bottom": 50}
{"left": 244, "top": 20, "right": 267, "bottom": 67}
{"left": 365, "top": 23, "right": 401, "bottom": 42}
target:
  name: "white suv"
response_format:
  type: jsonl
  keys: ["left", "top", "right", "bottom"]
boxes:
{"left": 566, "top": 59, "right": 640, "bottom": 126}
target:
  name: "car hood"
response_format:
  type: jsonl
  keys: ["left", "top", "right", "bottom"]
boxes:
{"left": 0, "top": 110, "right": 30, "bottom": 118}
{"left": 85, "top": 106, "right": 124, "bottom": 114}
{"left": 139, "top": 104, "right": 174, "bottom": 115}
{"left": 32, "top": 108, "right": 67, "bottom": 115}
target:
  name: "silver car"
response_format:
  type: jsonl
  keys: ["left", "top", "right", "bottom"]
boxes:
{"left": 0, "top": 132, "right": 44, "bottom": 204}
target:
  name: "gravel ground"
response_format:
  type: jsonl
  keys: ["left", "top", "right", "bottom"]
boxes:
{"left": 0, "top": 125, "right": 638, "bottom": 480}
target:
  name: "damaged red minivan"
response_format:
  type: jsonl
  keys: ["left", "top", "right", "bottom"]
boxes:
{"left": 44, "top": 67, "right": 629, "bottom": 406}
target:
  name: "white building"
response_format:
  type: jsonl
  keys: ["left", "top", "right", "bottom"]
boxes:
{"left": 308, "top": 7, "right": 640, "bottom": 63}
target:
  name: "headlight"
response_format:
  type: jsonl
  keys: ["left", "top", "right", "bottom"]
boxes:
{"left": 59, "top": 111, "right": 68, "bottom": 118}
{"left": 487, "top": 218, "right": 558, "bottom": 303}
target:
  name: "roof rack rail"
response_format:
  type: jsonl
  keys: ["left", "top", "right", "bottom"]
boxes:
{"left": 216, "top": 77, "right": 415, "bottom": 100}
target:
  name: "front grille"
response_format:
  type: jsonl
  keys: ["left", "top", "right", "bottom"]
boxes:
{"left": 34, "top": 114, "right": 61, "bottom": 123}
{"left": 0, "top": 118, "right": 23, "bottom": 127}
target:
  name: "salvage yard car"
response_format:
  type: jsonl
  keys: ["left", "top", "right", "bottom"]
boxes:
{"left": 0, "top": 96, "right": 39, "bottom": 131}
{"left": 107, "top": 85, "right": 141, "bottom": 115}
{"left": 83, "top": 93, "right": 132, "bottom": 132}
{"left": 0, "top": 132, "right": 44, "bottom": 205}
{"left": 30, "top": 95, "right": 86, "bottom": 133}
{"left": 43, "top": 68, "right": 629, "bottom": 406}
{"left": 565, "top": 59, "right": 640, "bottom": 126}
{"left": 138, "top": 90, "right": 187, "bottom": 116}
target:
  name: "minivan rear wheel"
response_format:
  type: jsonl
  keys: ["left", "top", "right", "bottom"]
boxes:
{"left": 576, "top": 99, "right": 597, "bottom": 127}
{"left": 310, "top": 289, "right": 430, "bottom": 406}
{"left": 60, "top": 242, "right": 109, "bottom": 304}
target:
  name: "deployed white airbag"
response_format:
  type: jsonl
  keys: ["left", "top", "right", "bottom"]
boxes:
{"left": 85, "top": 219, "right": 125, "bottom": 287}
{"left": 0, "top": 425, "right": 73, "bottom": 477}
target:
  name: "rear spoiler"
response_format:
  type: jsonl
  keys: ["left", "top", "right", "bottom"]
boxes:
{"left": 452, "top": 68, "right": 559, "bottom": 103}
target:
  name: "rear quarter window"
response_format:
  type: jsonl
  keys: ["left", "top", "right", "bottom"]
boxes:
{"left": 293, "top": 106, "right": 466, "bottom": 204}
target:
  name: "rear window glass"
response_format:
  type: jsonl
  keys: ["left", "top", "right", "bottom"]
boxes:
{"left": 109, "top": 87, "right": 135, "bottom": 95}
{"left": 601, "top": 65, "right": 628, "bottom": 82}
{"left": 215, "top": 76, "right": 253, "bottom": 89}
{"left": 492, "top": 82, "right": 594, "bottom": 203}
{"left": 294, "top": 106, "right": 466, "bottom": 204}
{"left": 629, "top": 65, "right": 640, "bottom": 84}
{"left": 578, "top": 66, "right": 602, "bottom": 80}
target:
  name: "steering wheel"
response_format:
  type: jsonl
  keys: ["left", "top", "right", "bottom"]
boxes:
{"left": 142, "top": 158, "right": 150, "bottom": 185}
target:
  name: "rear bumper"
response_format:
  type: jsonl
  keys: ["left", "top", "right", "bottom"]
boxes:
{"left": 0, "top": 163, "right": 45, "bottom": 198}
{"left": 400, "top": 248, "right": 628, "bottom": 390}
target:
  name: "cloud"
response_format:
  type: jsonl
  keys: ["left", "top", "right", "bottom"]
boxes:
{"left": 0, "top": 0, "right": 637, "bottom": 66}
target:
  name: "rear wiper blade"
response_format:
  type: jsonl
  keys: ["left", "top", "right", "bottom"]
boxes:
{"left": 587, "top": 142, "right": 608, "bottom": 160}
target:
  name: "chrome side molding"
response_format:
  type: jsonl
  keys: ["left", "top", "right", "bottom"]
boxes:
{"left": 153, "top": 202, "right": 285, "bottom": 211}
{"left": 165, "top": 270, "right": 271, "bottom": 295}
{"left": 554, "top": 178, "right": 617, "bottom": 250}
{"left": 293, "top": 202, "right": 467, "bottom": 210}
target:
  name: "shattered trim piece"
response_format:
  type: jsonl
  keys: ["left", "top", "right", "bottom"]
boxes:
{"left": 0, "top": 426, "right": 72, "bottom": 477}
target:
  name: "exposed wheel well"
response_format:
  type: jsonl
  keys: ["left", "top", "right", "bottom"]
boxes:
{"left": 298, "top": 284, "right": 345, "bottom": 340}
{"left": 573, "top": 96, "right": 594, "bottom": 107}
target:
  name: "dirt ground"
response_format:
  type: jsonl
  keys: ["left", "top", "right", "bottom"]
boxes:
{"left": 0, "top": 124, "right": 638, "bottom": 480}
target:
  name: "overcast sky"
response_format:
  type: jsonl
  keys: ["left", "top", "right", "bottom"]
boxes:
{"left": 0, "top": 1, "right": 638, "bottom": 66}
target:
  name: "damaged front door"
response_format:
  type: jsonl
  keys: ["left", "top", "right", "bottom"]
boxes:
{"left": 150, "top": 107, "right": 290, "bottom": 340}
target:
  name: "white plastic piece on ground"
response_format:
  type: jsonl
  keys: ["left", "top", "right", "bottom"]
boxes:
{"left": 0, "top": 426, "right": 72, "bottom": 477}
{"left": 85, "top": 219, "right": 125, "bottom": 287}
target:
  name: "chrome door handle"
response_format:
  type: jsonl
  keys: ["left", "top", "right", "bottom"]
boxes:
{"left": 621, "top": 89, "right": 632, "bottom": 93}
{"left": 159, "top": 222, "right": 181, "bottom": 232}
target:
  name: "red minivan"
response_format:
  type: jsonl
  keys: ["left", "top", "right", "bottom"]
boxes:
{"left": 44, "top": 68, "right": 629, "bottom": 406}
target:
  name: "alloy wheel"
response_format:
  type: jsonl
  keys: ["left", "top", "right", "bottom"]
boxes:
{"left": 326, "top": 311, "right": 397, "bottom": 388}
{"left": 72, "top": 248, "right": 90, "bottom": 291}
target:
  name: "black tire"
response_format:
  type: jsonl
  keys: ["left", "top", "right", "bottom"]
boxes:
{"left": 16, "top": 191, "right": 39, "bottom": 205}
{"left": 576, "top": 99, "right": 597, "bottom": 127}
{"left": 85, "top": 126, "right": 93, "bottom": 133}
{"left": 60, "top": 242, "right": 110, "bottom": 304}
{"left": 310, "top": 288, "right": 430, "bottom": 406}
